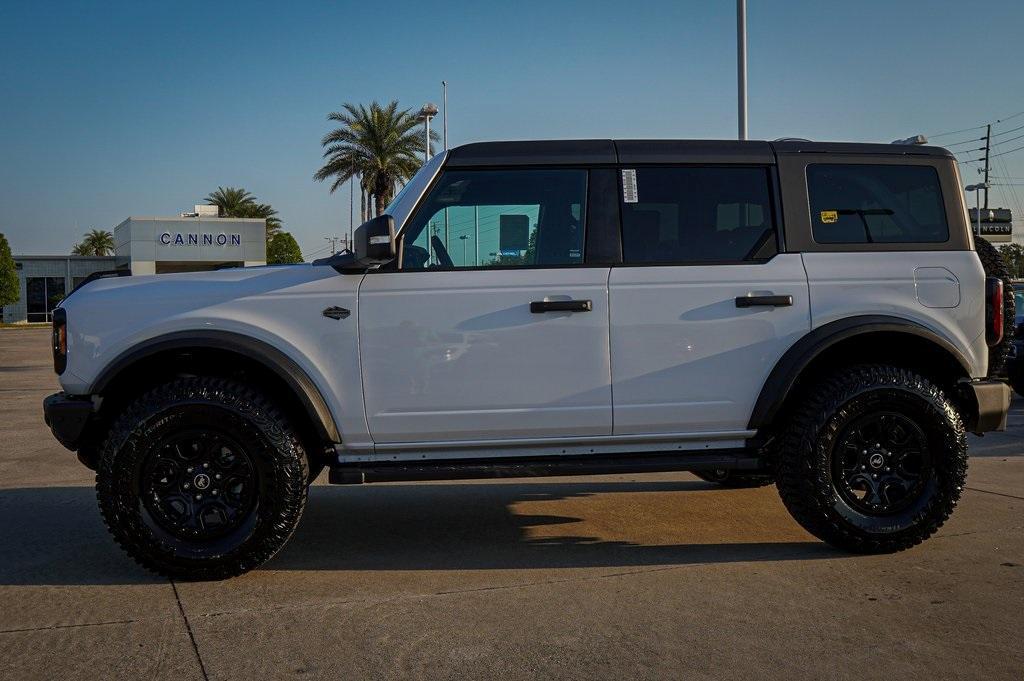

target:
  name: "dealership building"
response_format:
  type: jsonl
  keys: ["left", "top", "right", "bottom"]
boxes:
{"left": 3, "top": 210, "right": 266, "bottom": 323}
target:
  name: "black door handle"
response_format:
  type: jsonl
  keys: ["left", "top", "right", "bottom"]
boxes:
{"left": 735, "top": 294, "right": 793, "bottom": 308}
{"left": 530, "top": 299, "right": 593, "bottom": 313}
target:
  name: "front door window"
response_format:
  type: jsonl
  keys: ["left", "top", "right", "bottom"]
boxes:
{"left": 399, "top": 169, "right": 587, "bottom": 269}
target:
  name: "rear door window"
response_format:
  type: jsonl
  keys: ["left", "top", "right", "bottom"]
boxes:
{"left": 807, "top": 164, "right": 949, "bottom": 244}
{"left": 619, "top": 167, "right": 776, "bottom": 264}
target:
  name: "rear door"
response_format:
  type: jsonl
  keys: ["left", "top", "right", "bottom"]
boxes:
{"left": 608, "top": 163, "right": 810, "bottom": 436}
{"left": 358, "top": 167, "right": 613, "bottom": 444}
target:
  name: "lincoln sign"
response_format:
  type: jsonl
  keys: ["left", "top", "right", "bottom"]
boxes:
{"left": 160, "top": 232, "right": 242, "bottom": 247}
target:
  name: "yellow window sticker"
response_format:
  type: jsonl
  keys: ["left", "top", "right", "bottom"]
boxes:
{"left": 820, "top": 210, "right": 838, "bottom": 224}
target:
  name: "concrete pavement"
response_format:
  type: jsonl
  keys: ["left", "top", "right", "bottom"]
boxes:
{"left": 1, "top": 328, "right": 1022, "bottom": 680}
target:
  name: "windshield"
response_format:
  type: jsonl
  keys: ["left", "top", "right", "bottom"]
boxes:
{"left": 1015, "top": 287, "right": 1024, "bottom": 324}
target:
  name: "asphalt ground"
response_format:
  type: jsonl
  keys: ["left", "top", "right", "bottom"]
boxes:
{"left": 1, "top": 328, "right": 1021, "bottom": 680}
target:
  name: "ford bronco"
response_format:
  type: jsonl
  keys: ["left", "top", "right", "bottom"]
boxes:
{"left": 43, "top": 139, "right": 1013, "bottom": 579}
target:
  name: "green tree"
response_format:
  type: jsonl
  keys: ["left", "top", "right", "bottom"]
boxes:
{"left": 998, "top": 243, "right": 1024, "bottom": 278}
{"left": 204, "top": 187, "right": 282, "bottom": 239}
{"left": 266, "top": 232, "right": 303, "bottom": 264}
{"left": 72, "top": 229, "right": 114, "bottom": 256}
{"left": 0, "top": 233, "right": 19, "bottom": 312}
{"left": 314, "top": 100, "right": 438, "bottom": 218}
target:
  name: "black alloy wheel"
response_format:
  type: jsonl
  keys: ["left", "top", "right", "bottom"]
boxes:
{"left": 140, "top": 430, "right": 259, "bottom": 542}
{"left": 831, "top": 412, "right": 932, "bottom": 516}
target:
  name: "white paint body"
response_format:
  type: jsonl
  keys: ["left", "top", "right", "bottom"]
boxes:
{"left": 58, "top": 246, "right": 987, "bottom": 462}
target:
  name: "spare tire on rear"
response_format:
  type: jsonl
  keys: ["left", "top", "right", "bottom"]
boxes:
{"left": 975, "top": 236, "right": 1015, "bottom": 378}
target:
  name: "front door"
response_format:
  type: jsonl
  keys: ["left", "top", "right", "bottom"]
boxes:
{"left": 608, "top": 165, "right": 810, "bottom": 436}
{"left": 359, "top": 167, "right": 612, "bottom": 444}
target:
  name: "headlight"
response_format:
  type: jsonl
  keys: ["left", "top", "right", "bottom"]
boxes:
{"left": 52, "top": 308, "right": 67, "bottom": 375}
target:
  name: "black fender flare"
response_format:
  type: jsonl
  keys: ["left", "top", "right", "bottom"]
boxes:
{"left": 90, "top": 330, "right": 341, "bottom": 443}
{"left": 747, "top": 315, "right": 973, "bottom": 430}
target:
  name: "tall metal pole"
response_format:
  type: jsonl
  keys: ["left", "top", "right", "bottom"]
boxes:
{"left": 983, "top": 124, "right": 991, "bottom": 209}
{"left": 737, "top": 0, "right": 748, "bottom": 140}
{"left": 424, "top": 117, "right": 431, "bottom": 162}
{"left": 474, "top": 206, "right": 479, "bottom": 266}
{"left": 442, "top": 81, "right": 448, "bottom": 151}
{"left": 349, "top": 163, "right": 354, "bottom": 244}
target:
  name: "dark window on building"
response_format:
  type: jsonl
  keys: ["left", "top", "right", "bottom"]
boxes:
{"left": 26, "top": 277, "right": 65, "bottom": 322}
{"left": 620, "top": 167, "right": 775, "bottom": 264}
{"left": 807, "top": 164, "right": 949, "bottom": 244}
{"left": 400, "top": 169, "right": 587, "bottom": 269}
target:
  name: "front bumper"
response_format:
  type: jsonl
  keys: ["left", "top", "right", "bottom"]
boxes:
{"left": 43, "top": 392, "right": 94, "bottom": 451}
{"left": 961, "top": 380, "right": 1012, "bottom": 433}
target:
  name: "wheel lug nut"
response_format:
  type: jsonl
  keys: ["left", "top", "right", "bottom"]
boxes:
{"left": 195, "top": 494, "right": 202, "bottom": 500}
{"left": 872, "top": 474, "right": 879, "bottom": 480}
{"left": 215, "top": 474, "right": 222, "bottom": 480}
{"left": 203, "top": 463, "right": 209, "bottom": 468}
{"left": 885, "top": 467, "right": 891, "bottom": 472}
{"left": 186, "top": 467, "right": 193, "bottom": 473}
{"left": 183, "top": 483, "right": 190, "bottom": 489}
{"left": 212, "top": 490, "right": 219, "bottom": 496}
{"left": 861, "top": 465, "right": 866, "bottom": 470}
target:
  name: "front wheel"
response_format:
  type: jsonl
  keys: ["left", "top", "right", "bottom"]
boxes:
{"left": 96, "top": 377, "right": 309, "bottom": 579}
{"left": 775, "top": 365, "right": 967, "bottom": 553}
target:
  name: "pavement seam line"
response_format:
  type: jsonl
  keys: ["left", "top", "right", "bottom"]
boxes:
{"left": 0, "top": 618, "right": 139, "bottom": 634}
{"left": 171, "top": 579, "right": 210, "bottom": 681}
{"left": 966, "top": 486, "right": 1024, "bottom": 501}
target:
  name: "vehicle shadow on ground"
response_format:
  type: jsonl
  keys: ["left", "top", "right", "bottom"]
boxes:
{"left": 0, "top": 480, "right": 841, "bottom": 585}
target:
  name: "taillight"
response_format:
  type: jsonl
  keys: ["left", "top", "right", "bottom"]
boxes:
{"left": 52, "top": 307, "right": 67, "bottom": 375}
{"left": 985, "top": 277, "right": 1004, "bottom": 347}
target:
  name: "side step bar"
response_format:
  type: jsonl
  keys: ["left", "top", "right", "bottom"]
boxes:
{"left": 328, "top": 450, "right": 765, "bottom": 485}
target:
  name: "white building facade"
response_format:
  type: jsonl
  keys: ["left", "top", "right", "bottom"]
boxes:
{"left": 114, "top": 215, "right": 266, "bottom": 275}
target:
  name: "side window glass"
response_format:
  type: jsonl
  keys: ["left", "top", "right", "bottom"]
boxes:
{"left": 620, "top": 167, "right": 775, "bottom": 264}
{"left": 807, "top": 164, "right": 949, "bottom": 244}
{"left": 400, "top": 169, "right": 587, "bottom": 269}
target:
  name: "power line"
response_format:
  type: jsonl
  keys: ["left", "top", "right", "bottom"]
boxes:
{"left": 990, "top": 143, "right": 1024, "bottom": 159}
{"left": 993, "top": 122, "right": 1024, "bottom": 139}
{"left": 927, "top": 109, "right": 1024, "bottom": 138}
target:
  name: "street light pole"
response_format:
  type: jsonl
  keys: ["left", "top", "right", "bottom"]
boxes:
{"left": 737, "top": 0, "right": 747, "bottom": 140}
{"left": 442, "top": 81, "right": 448, "bottom": 151}
{"left": 966, "top": 183, "right": 988, "bottom": 238}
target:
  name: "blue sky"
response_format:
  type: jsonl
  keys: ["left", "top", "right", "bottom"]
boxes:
{"left": 2, "top": 0, "right": 1023, "bottom": 258}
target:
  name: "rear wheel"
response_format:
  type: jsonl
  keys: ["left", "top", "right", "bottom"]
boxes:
{"left": 694, "top": 469, "right": 773, "bottom": 488}
{"left": 96, "top": 377, "right": 309, "bottom": 579}
{"left": 775, "top": 365, "right": 966, "bottom": 553}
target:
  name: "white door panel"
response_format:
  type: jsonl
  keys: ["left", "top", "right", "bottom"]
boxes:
{"left": 359, "top": 268, "right": 612, "bottom": 442}
{"left": 609, "top": 254, "right": 810, "bottom": 434}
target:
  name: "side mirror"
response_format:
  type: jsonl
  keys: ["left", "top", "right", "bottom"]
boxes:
{"left": 354, "top": 215, "right": 396, "bottom": 264}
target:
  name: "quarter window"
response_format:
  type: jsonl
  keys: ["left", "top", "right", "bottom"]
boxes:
{"left": 399, "top": 169, "right": 587, "bottom": 269}
{"left": 807, "top": 164, "right": 949, "bottom": 244}
{"left": 620, "top": 167, "right": 775, "bottom": 264}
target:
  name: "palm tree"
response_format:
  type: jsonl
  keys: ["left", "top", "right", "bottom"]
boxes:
{"left": 314, "top": 100, "right": 438, "bottom": 218}
{"left": 204, "top": 187, "right": 281, "bottom": 238}
{"left": 204, "top": 187, "right": 256, "bottom": 217}
{"left": 73, "top": 229, "right": 114, "bottom": 256}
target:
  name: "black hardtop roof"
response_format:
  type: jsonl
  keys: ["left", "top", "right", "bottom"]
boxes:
{"left": 445, "top": 139, "right": 955, "bottom": 167}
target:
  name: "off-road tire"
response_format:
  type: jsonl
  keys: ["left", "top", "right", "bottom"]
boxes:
{"left": 975, "top": 236, "right": 1015, "bottom": 377}
{"left": 96, "top": 377, "right": 309, "bottom": 580}
{"left": 694, "top": 469, "right": 774, "bottom": 488}
{"left": 775, "top": 365, "right": 967, "bottom": 553}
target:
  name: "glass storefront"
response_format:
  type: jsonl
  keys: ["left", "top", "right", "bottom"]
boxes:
{"left": 25, "top": 277, "right": 66, "bottom": 322}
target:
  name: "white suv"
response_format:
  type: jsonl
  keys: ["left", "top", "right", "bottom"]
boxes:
{"left": 43, "top": 139, "right": 1012, "bottom": 579}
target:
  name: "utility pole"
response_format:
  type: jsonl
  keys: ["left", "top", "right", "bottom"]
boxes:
{"left": 324, "top": 235, "right": 339, "bottom": 255}
{"left": 983, "top": 124, "right": 992, "bottom": 209}
{"left": 349, "top": 164, "right": 355, "bottom": 243}
{"left": 737, "top": 0, "right": 747, "bottom": 140}
{"left": 442, "top": 81, "right": 448, "bottom": 151}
